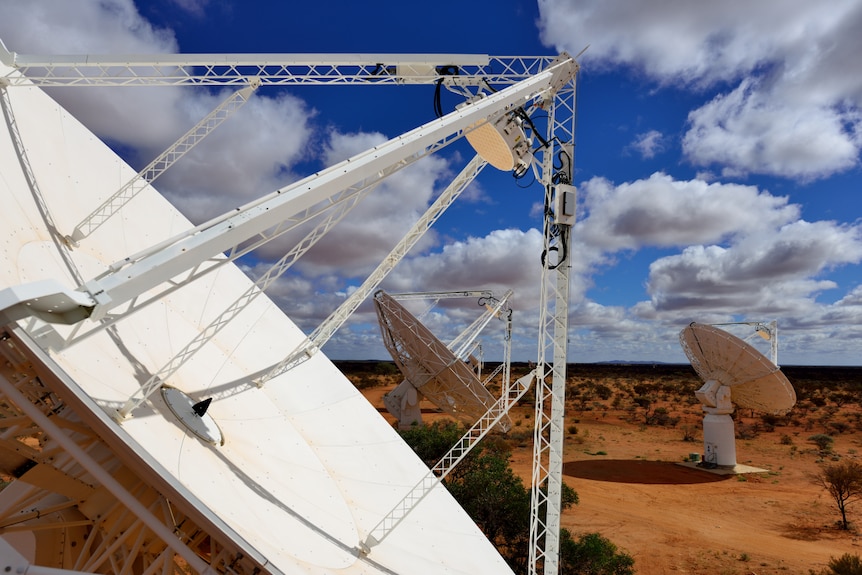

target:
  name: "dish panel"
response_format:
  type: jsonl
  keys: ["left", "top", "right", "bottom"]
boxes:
{"left": 0, "top": 65, "right": 513, "bottom": 574}
{"left": 679, "top": 323, "right": 795, "bottom": 413}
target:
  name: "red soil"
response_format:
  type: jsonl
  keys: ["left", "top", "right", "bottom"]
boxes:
{"left": 362, "top": 384, "right": 861, "bottom": 575}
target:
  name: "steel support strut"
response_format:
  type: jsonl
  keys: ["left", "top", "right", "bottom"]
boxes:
{"left": 528, "top": 70, "right": 578, "bottom": 575}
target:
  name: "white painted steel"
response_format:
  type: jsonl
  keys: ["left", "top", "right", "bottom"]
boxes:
{"left": 703, "top": 413, "right": 737, "bottom": 467}
{"left": 447, "top": 290, "right": 513, "bottom": 361}
{"left": 680, "top": 323, "right": 795, "bottom": 414}
{"left": 0, "top": 62, "right": 515, "bottom": 573}
{"left": 528, "top": 85, "right": 577, "bottom": 575}
{"left": 711, "top": 320, "right": 779, "bottom": 366}
{"left": 0, "top": 62, "right": 564, "bottom": 329}
{"left": 1, "top": 51, "right": 556, "bottom": 87}
{"left": 69, "top": 81, "right": 259, "bottom": 242}
{"left": 256, "top": 155, "right": 487, "bottom": 384}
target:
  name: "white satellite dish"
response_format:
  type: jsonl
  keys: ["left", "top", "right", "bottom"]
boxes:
{"left": 0, "top": 53, "right": 531, "bottom": 573}
{"left": 374, "top": 291, "right": 512, "bottom": 431}
{"left": 679, "top": 322, "right": 796, "bottom": 468}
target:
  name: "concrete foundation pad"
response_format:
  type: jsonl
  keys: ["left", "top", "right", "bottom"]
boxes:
{"left": 676, "top": 461, "right": 768, "bottom": 475}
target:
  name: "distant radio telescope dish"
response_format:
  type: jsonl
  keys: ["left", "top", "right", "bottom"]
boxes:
{"left": 374, "top": 290, "right": 511, "bottom": 431}
{"left": 680, "top": 322, "right": 796, "bottom": 468}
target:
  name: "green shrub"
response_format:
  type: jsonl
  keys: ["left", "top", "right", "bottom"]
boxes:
{"left": 809, "top": 433, "right": 835, "bottom": 452}
{"left": 399, "top": 421, "right": 633, "bottom": 574}
{"left": 560, "top": 531, "right": 635, "bottom": 575}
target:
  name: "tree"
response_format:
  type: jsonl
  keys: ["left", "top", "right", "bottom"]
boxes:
{"left": 814, "top": 460, "right": 862, "bottom": 530}
{"left": 399, "top": 421, "right": 633, "bottom": 574}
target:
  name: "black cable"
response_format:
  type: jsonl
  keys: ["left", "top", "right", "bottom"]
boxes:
{"left": 482, "top": 78, "right": 498, "bottom": 93}
{"left": 515, "top": 108, "right": 549, "bottom": 149}
{"left": 513, "top": 163, "right": 536, "bottom": 187}
{"left": 541, "top": 227, "right": 569, "bottom": 270}
{"left": 433, "top": 66, "right": 460, "bottom": 118}
{"left": 553, "top": 148, "right": 572, "bottom": 185}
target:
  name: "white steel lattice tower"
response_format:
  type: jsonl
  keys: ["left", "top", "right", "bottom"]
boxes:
{"left": 528, "top": 70, "right": 578, "bottom": 575}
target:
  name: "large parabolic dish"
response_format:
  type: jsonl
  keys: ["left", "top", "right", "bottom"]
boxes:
{"left": 679, "top": 322, "right": 796, "bottom": 414}
{"left": 374, "top": 291, "right": 511, "bottom": 431}
{"left": 0, "top": 63, "right": 513, "bottom": 573}
{"left": 679, "top": 322, "right": 796, "bottom": 468}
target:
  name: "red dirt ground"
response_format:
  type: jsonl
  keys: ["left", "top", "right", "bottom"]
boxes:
{"left": 361, "top": 383, "right": 861, "bottom": 575}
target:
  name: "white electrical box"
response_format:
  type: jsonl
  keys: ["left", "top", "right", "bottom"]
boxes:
{"left": 553, "top": 183, "right": 576, "bottom": 225}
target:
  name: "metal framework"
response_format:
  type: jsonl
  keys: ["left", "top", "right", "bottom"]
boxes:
{"left": 0, "top": 327, "right": 265, "bottom": 574}
{"left": 374, "top": 290, "right": 507, "bottom": 429}
{"left": 0, "top": 48, "right": 579, "bottom": 575}
{"left": 0, "top": 49, "right": 555, "bottom": 88}
{"left": 255, "top": 155, "right": 488, "bottom": 385}
{"left": 68, "top": 80, "right": 259, "bottom": 244}
{"left": 377, "top": 289, "right": 514, "bottom": 430}
{"left": 363, "top": 370, "right": 534, "bottom": 551}
{"left": 528, "top": 112, "right": 577, "bottom": 575}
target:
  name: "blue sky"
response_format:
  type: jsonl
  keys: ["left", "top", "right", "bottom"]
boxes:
{"left": 2, "top": 0, "right": 861, "bottom": 365}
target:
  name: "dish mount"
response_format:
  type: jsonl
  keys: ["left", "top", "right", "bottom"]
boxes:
{"left": 679, "top": 322, "right": 796, "bottom": 468}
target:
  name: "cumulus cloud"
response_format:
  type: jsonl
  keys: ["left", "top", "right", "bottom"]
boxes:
{"left": 642, "top": 219, "right": 862, "bottom": 315}
{"left": 683, "top": 79, "right": 860, "bottom": 180}
{"left": 386, "top": 228, "right": 547, "bottom": 300}
{"left": 261, "top": 228, "right": 547, "bottom": 359}
{"left": 156, "top": 90, "right": 314, "bottom": 223}
{"left": 537, "top": 0, "right": 862, "bottom": 179}
{"left": 576, "top": 173, "right": 798, "bottom": 251}
{"left": 0, "top": 0, "right": 191, "bottom": 150}
{"left": 0, "top": 0, "right": 314, "bottom": 225}
{"left": 557, "top": 170, "right": 862, "bottom": 363}
{"left": 253, "top": 129, "right": 452, "bottom": 278}
{"left": 171, "top": 0, "right": 211, "bottom": 16}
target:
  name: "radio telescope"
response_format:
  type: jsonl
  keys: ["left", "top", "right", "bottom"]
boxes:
{"left": 0, "top": 40, "right": 579, "bottom": 573}
{"left": 679, "top": 322, "right": 796, "bottom": 468}
{"left": 374, "top": 290, "right": 512, "bottom": 431}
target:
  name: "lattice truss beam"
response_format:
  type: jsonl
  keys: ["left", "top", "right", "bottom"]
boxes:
{"left": 0, "top": 328, "right": 262, "bottom": 574}
{"left": 1, "top": 60, "right": 567, "bottom": 350}
{"left": 1, "top": 52, "right": 555, "bottom": 87}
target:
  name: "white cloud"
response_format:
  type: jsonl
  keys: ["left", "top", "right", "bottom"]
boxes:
{"left": 538, "top": 0, "right": 860, "bottom": 87}
{"left": 0, "top": 0, "right": 315, "bottom": 224}
{"left": 156, "top": 90, "right": 315, "bottom": 223}
{"left": 0, "top": 0, "right": 178, "bottom": 55}
{"left": 171, "top": 0, "right": 211, "bottom": 16}
{"left": 628, "top": 129, "right": 665, "bottom": 159}
{"left": 387, "top": 228, "right": 547, "bottom": 302}
{"left": 254, "top": 129, "right": 452, "bottom": 278}
{"left": 642, "top": 219, "right": 862, "bottom": 315}
{"left": 0, "top": 0, "right": 188, "bottom": 149}
{"left": 537, "top": 0, "right": 862, "bottom": 179}
{"left": 576, "top": 173, "right": 798, "bottom": 251}
{"left": 683, "top": 79, "right": 860, "bottom": 179}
